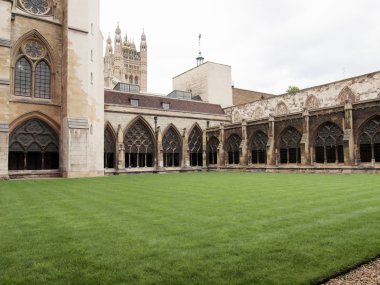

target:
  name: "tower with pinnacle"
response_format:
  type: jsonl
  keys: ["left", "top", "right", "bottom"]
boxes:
{"left": 104, "top": 23, "right": 148, "bottom": 92}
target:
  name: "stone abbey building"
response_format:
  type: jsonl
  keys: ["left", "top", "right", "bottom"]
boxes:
{"left": 0, "top": 0, "right": 379, "bottom": 179}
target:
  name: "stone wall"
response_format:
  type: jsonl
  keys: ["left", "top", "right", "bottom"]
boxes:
{"left": 226, "top": 71, "right": 380, "bottom": 123}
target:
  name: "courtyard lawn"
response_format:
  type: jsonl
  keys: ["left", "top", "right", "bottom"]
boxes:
{"left": 0, "top": 173, "right": 380, "bottom": 285}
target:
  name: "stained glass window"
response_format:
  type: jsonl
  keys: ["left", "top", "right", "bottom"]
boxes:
{"left": 15, "top": 58, "right": 32, "bottom": 97}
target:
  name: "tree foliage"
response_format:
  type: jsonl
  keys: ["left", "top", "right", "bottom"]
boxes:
{"left": 286, "top": 86, "right": 300, "bottom": 94}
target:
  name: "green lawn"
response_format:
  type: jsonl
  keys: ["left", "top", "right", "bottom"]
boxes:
{"left": 0, "top": 173, "right": 380, "bottom": 285}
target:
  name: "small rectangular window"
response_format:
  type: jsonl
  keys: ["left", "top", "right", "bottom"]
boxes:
{"left": 130, "top": 99, "right": 139, "bottom": 107}
{"left": 162, "top": 102, "right": 170, "bottom": 110}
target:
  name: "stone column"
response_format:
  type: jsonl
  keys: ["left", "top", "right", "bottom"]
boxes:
{"left": 116, "top": 124, "right": 125, "bottom": 170}
{"left": 343, "top": 102, "right": 354, "bottom": 165}
{"left": 218, "top": 123, "right": 225, "bottom": 167}
{"left": 267, "top": 115, "right": 275, "bottom": 165}
{"left": 182, "top": 128, "right": 190, "bottom": 168}
{"left": 156, "top": 126, "right": 164, "bottom": 168}
{"left": 202, "top": 130, "right": 207, "bottom": 168}
{"left": 0, "top": 122, "right": 9, "bottom": 179}
{"left": 300, "top": 109, "right": 310, "bottom": 165}
{"left": 240, "top": 120, "right": 248, "bottom": 166}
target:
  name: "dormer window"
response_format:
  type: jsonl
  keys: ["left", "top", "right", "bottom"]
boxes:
{"left": 130, "top": 99, "right": 139, "bottom": 107}
{"left": 162, "top": 102, "right": 170, "bottom": 110}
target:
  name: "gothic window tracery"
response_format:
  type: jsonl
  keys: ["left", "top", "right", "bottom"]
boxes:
{"left": 314, "top": 122, "right": 344, "bottom": 163}
{"left": 14, "top": 39, "right": 52, "bottom": 99}
{"left": 226, "top": 134, "right": 241, "bottom": 165}
{"left": 359, "top": 116, "right": 380, "bottom": 163}
{"left": 251, "top": 131, "right": 268, "bottom": 164}
{"left": 207, "top": 136, "right": 219, "bottom": 165}
{"left": 124, "top": 120, "right": 154, "bottom": 168}
{"left": 279, "top": 127, "right": 301, "bottom": 164}
{"left": 9, "top": 119, "right": 59, "bottom": 170}
{"left": 104, "top": 127, "right": 116, "bottom": 168}
{"left": 275, "top": 102, "right": 289, "bottom": 116}
{"left": 188, "top": 126, "right": 203, "bottom": 167}
{"left": 306, "top": 95, "right": 320, "bottom": 110}
{"left": 162, "top": 127, "right": 181, "bottom": 167}
{"left": 19, "top": 0, "right": 52, "bottom": 16}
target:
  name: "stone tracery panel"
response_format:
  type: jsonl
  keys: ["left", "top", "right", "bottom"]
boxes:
{"left": 279, "top": 127, "right": 301, "bottom": 164}
{"left": 124, "top": 120, "right": 154, "bottom": 168}
{"left": 188, "top": 126, "right": 203, "bottom": 167}
{"left": 275, "top": 102, "right": 289, "bottom": 116}
{"left": 251, "top": 131, "right": 268, "bottom": 164}
{"left": 226, "top": 134, "right": 241, "bottom": 165}
{"left": 162, "top": 126, "right": 181, "bottom": 167}
{"left": 104, "top": 126, "right": 116, "bottom": 168}
{"left": 9, "top": 118, "right": 59, "bottom": 170}
{"left": 314, "top": 122, "right": 344, "bottom": 163}
{"left": 207, "top": 136, "right": 219, "bottom": 165}
{"left": 359, "top": 115, "right": 380, "bottom": 162}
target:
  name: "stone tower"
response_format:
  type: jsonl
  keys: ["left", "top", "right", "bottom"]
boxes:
{"left": 104, "top": 24, "right": 147, "bottom": 92}
{"left": 0, "top": 0, "right": 104, "bottom": 178}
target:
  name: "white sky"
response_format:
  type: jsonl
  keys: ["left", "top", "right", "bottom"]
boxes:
{"left": 100, "top": 0, "right": 380, "bottom": 95}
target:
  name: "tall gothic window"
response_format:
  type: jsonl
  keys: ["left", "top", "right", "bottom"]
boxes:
{"left": 9, "top": 119, "right": 59, "bottom": 171}
{"left": 226, "top": 134, "right": 241, "bottom": 165}
{"left": 207, "top": 136, "right": 219, "bottom": 165}
{"left": 314, "top": 122, "right": 344, "bottom": 164}
{"left": 279, "top": 127, "right": 301, "bottom": 164}
{"left": 104, "top": 127, "right": 116, "bottom": 169}
{"left": 124, "top": 120, "right": 154, "bottom": 168}
{"left": 14, "top": 39, "right": 52, "bottom": 99}
{"left": 251, "top": 131, "right": 268, "bottom": 164}
{"left": 188, "top": 126, "right": 203, "bottom": 167}
{"left": 163, "top": 127, "right": 181, "bottom": 167}
{"left": 15, "top": 57, "right": 32, "bottom": 97}
{"left": 359, "top": 116, "right": 380, "bottom": 163}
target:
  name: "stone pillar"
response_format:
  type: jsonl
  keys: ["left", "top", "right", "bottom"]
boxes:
{"left": 267, "top": 115, "right": 275, "bottom": 165}
{"left": 182, "top": 128, "right": 190, "bottom": 168}
{"left": 202, "top": 130, "right": 207, "bottom": 168}
{"left": 218, "top": 123, "right": 225, "bottom": 167}
{"left": 156, "top": 127, "right": 164, "bottom": 168}
{"left": 240, "top": 120, "right": 248, "bottom": 166}
{"left": 0, "top": 122, "right": 9, "bottom": 179}
{"left": 300, "top": 109, "right": 310, "bottom": 165}
{"left": 116, "top": 124, "right": 125, "bottom": 170}
{"left": 343, "top": 102, "right": 354, "bottom": 165}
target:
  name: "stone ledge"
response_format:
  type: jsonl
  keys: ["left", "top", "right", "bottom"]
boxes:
{"left": 0, "top": 78, "right": 10, "bottom": 85}
{"left": 67, "top": 118, "right": 89, "bottom": 129}
{"left": 0, "top": 38, "right": 11, "bottom": 48}
{"left": 0, "top": 122, "right": 9, "bottom": 133}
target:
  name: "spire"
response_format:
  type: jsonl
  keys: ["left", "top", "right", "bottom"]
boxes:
{"left": 141, "top": 28, "right": 146, "bottom": 41}
{"left": 105, "top": 33, "right": 113, "bottom": 55}
{"left": 140, "top": 29, "right": 147, "bottom": 52}
{"left": 115, "top": 22, "right": 122, "bottom": 44}
{"left": 196, "top": 33, "right": 204, "bottom": 66}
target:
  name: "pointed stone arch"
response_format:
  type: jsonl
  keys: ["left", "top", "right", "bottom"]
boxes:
{"left": 313, "top": 121, "right": 344, "bottom": 164}
{"left": 104, "top": 122, "right": 116, "bottom": 169}
{"left": 278, "top": 127, "right": 302, "bottom": 164}
{"left": 124, "top": 117, "right": 155, "bottom": 168}
{"left": 9, "top": 117, "right": 59, "bottom": 171}
{"left": 188, "top": 123, "right": 203, "bottom": 167}
{"left": 162, "top": 124, "right": 182, "bottom": 167}
{"left": 250, "top": 131, "right": 268, "bottom": 164}
{"left": 9, "top": 111, "right": 59, "bottom": 134}
{"left": 338, "top": 86, "right": 356, "bottom": 105}
{"left": 275, "top": 101, "right": 289, "bottom": 116}
{"left": 305, "top": 95, "right": 320, "bottom": 110}
{"left": 207, "top": 136, "right": 219, "bottom": 165}
{"left": 225, "top": 134, "right": 241, "bottom": 165}
{"left": 357, "top": 115, "right": 380, "bottom": 163}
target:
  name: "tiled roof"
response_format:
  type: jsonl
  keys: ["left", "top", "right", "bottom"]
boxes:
{"left": 104, "top": 90, "right": 226, "bottom": 115}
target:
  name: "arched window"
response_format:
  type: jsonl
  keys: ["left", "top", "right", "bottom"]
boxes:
{"left": 314, "top": 122, "right": 344, "bottom": 164}
{"left": 279, "top": 127, "right": 301, "bottom": 164}
{"left": 124, "top": 120, "right": 155, "bottom": 168}
{"left": 188, "top": 126, "right": 203, "bottom": 167}
{"left": 14, "top": 38, "right": 52, "bottom": 99}
{"left": 226, "top": 134, "right": 241, "bottom": 165}
{"left": 104, "top": 127, "right": 116, "bottom": 169}
{"left": 163, "top": 127, "right": 181, "bottom": 167}
{"left": 207, "top": 136, "right": 219, "bottom": 165}
{"left": 15, "top": 57, "right": 32, "bottom": 97}
{"left": 251, "top": 131, "right": 268, "bottom": 164}
{"left": 135, "top": 76, "right": 139, "bottom": 85}
{"left": 359, "top": 116, "right": 380, "bottom": 163}
{"left": 129, "top": 75, "right": 133, "bottom": 84}
{"left": 9, "top": 119, "right": 59, "bottom": 170}
{"left": 35, "top": 61, "right": 51, "bottom": 99}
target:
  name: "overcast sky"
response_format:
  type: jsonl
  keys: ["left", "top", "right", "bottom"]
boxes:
{"left": 100, "top": 0, "right": 380, "bottom": 95}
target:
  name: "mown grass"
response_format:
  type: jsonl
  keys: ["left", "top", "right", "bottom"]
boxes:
{"left": 0, "top": 172, "right": 380, "bottom": 285}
